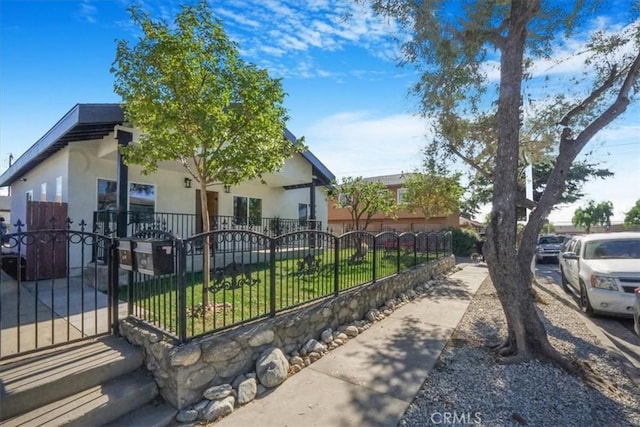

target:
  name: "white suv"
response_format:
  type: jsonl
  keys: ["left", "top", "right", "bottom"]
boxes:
{"left": 559, "top": 232, "right": 640, "bottom": 317}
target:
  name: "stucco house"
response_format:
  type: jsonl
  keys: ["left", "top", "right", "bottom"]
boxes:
{"left": 0, "top": 103, "right": 335, "bottom": 273}
{"left": 327, "top": 173, "right": 460, "bottom": 233}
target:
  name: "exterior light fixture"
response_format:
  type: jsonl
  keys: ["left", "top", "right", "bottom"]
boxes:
{"left": 224, "top": 185, "right": 231, "bottom": 193}
{"left": 184, "top": 177, "right": 192, "bottom": 188}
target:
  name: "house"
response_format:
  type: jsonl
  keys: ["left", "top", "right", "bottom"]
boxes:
{"left": 327, "top": 173, "right": 460, "bottom": 233}
{"left": 459, "top": 216, "right": 485, "bottom": 234}
{"left": 0, "top": 103, "right": 335, "bottom": 272}
{"left": 0, "top": 193, "right": 9, "bottom": 230}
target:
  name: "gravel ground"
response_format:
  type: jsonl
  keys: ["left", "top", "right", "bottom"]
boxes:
{"left": 399, "top": 266, "right": 640, "bottom": 427}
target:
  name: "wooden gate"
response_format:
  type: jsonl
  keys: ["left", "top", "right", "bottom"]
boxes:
{"left": 25, "top": 201, "right": 68, "bottom": 280}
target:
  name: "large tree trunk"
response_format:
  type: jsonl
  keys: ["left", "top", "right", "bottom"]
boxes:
{"left": 483, "top": 0, "right": 567, "bottom": 366}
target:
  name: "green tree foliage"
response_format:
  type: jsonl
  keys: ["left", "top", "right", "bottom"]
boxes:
{"left": 461, "top": 159, "right": 614, "bottom": 219}
{"left": 366, "top": 0, "right": 640, "bottom": 368}
{"left": 444, "top": 226, "right": 480, "bottom": 257}
{"left": 332, "top": 176, "right": 397, "bottom": 231}
{"left": 624, "top": 199, "right": 640, "bottom": 228}
{"left": 111, "top": 2, "right": 301, "bottom": 302}
{"left": 402, "top": 171, "right": 463, "bottom": 224}
{"left": 573, "top": 200, "right": 615, "bottom": 233}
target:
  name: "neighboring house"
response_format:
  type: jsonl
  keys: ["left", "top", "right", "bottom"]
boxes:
{"left": 0, "top": 103, "right": 335, "bottom": 271}
{"left": 555, "top": 222, "right": 637, "bottom": 235}
{"left": 327, "top": 173, "right": 460, "bottom": 233}
{"left": 459, "top": 217, "right": 485, "bottom": 234}
{"left": 0, "top": 193, "right": 10, "bottom": 231}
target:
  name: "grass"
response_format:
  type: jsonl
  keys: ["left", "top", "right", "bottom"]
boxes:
{"left": 120, "top": 248, "right": 446, "bottom": 338}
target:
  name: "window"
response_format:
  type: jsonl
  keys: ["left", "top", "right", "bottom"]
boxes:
{"left": 233, "top": 196, "right": 262, "bottom": 226}
{"left": 129, "top": 183, "right": 155, "bottom": 214}
{"left": 97, "top": 179, "right": 117, "bottom": 211}
{"left": 97, "top": 179, "right": 155, "bottom": 214}
{"left": 338, "top": 193, "right": 351, "bottom": 207}
{"left": 397, "top": 188, "right": 408, "bottom": 204}
{"left": 56, "top": 177, "right": 62, "bottom": 202}
{"left": 40, "top": 183, "right": 47, "bottom": 201}
{"left": 573, "top": 240, "right": 582, "bottom": 257}
{"left": 299, "top": 203, "right": 309, "bottom": 225}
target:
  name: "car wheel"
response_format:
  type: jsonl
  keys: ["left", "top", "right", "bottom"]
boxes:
{"left": 560, "top": 268, "right": 571, "bottom": 294}
{"left": 635, "top": 315, "right": 640, "bottom": 338}
{"left": 579, "top": 281, "right": 594, "bottom": 317}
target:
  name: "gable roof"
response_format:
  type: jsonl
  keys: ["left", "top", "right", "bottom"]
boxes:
{"left": 362, "top": 172, "right": 415, "bottom": 187}
{"left": 0, "top": 103, "right": 335, "bottom": 187}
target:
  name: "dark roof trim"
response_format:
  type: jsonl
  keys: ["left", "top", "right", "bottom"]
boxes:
{"left": 1, "top": 103, "right": 336, "bottom": 188}
{"left": 0, "top": 104, "right": 124, "bottom": 186}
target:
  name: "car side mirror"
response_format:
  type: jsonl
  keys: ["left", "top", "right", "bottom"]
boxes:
{"left": 562, "top": 252, "right": 578, "bottom": 260}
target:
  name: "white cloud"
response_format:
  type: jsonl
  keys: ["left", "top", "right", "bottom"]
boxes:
{"left": 77, "top": 1, "right": 98, "bottom": 24}
{"left": 213, "top": 8, "right": 261, "bottom": 28}
{"left": 304, "top": 111, "right": 432, "bottom": 179}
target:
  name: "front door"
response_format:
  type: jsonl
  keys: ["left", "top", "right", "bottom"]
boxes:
{"left": 195, "top": 190, "right": 219, "bottom": 233}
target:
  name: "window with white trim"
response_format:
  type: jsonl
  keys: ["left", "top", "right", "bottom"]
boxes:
{"left": 56, "top": 177, "right": 62, "bottom": 202}
{"left": 397, "top": 188, "right": 408, "bottom": 204}
{"left": 233, "top": 196, "right": 262, "bottom": 226}
{"left": 97, "top": 179, "right": 155, "bottom": 214}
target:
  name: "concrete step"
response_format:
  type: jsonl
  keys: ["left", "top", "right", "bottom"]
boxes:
{"left": 105, "top": 400, "right": 178, "bottom": 427}
{"left": 2, "top": 369, "right": 158, "bottom": 427}
{"left": 0, "top": 335, "right": 144, "bottom": 420}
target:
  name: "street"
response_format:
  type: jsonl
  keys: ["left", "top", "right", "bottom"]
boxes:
{"left": 535, "top": 261, "right": 640, "bottom": 372}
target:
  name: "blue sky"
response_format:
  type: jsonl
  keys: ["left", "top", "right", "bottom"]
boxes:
{"left": 1, "top": 0, "right": 638, "bottom": 224}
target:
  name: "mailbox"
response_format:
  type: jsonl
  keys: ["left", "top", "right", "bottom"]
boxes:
{"left": 117, "top": 239, "right": 134, "bottom": 271}
{"left": 133, "top": 239, "right": 175, "bottom": 276}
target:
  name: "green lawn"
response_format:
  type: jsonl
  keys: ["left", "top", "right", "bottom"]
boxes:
{"left": 121, "top": 248, "right": 445, "bottom": 339}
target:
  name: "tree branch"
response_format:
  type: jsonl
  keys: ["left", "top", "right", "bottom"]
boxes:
{"left": 559, "top": 65, "right": 619, "bottom": 126}
{"left": 571, "top": 51, "right": 640, "bottom": 153}
{"left": 516, "top": 196, "right": 536, "bottom": 210}
{"left": 448, "top": 143, "right": 493, "bottom": 179}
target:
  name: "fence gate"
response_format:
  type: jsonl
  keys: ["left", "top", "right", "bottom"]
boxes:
{"left": 25, "top": 201, "right": 68, "bottom": 280}
{"left": 0, "top": 219, "right": 119, "bottom": 360}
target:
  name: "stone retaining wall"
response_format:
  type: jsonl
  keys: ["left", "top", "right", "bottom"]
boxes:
{"left": 119, "top": 255, "right": 455, "bottom": 409}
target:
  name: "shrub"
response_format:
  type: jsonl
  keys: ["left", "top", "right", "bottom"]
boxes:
{"left": 444, "top": 227, "right": 480, "bottom": 257}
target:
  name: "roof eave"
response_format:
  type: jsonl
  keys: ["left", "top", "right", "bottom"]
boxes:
{"left": 0, "top": 104, "right": 124, "bottom": 186}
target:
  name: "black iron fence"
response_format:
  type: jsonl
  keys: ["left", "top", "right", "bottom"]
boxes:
{"left": 92, "top": 210, "right": 322, "bottom": 261}
{"left": 0, "top": 219, "right": 451, "bottom": 359}
{"left": 0, "top": 219, "right": 119, "bottom": 360}
{"left": 120, "top": 229, "right": 452, "bottom": 343}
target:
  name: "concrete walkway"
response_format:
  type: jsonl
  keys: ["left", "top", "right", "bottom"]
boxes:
{"left": 216, "top": 262, "right": 489, "bottom": 427}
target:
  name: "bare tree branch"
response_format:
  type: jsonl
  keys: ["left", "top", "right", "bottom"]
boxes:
{"left": 559, "top": 65, "right": 619, "bottom": 126}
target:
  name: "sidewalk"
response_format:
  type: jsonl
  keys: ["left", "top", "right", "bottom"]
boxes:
{"left": 215, "top": 262, "right": 489, "bottom": 427}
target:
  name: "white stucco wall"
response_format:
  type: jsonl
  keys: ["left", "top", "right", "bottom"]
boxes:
{"left": 8, "top": 147, "right": 70, "bottom": 229}
{"left": 7, "top": 128, "right": 333, "bottom": 270}
{"left": 68, "top": 134, "right": 196, "bottom": 226}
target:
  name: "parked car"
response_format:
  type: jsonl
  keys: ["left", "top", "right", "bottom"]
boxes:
{"left": 634, "top": 287, "right": 640, "bottom": 337}
{"left": 535, "top": 234, "right": 566, "bottom": 263}
{"left": 559, "top": 232, "right": 640, "bottom": 317}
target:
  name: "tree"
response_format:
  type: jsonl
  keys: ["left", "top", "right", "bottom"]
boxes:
{"left": 573, "top": 200, "right": 614, "bottom": 232}
{"left": 402, "top": 171, "right": 463, "bottom": 225}
{"left": 367, "top": 0, "right": 640, "bottom": 369}
{"left": 532, "top": 160, "right": 613, "bottom": 205}
{"left": 624, "top": 199, "right": 640, "bottom": 228}
{"left": 572, "top": 202, "right": 596, "bottom": 233}
{"left": 332, "top": 176, "right": 397, "bottom": 231}
{"left": 460, "top": 158, "right": 614, "bottom": 219}
{"left": 111, "top": 2, "right": 301, "bottom": 303}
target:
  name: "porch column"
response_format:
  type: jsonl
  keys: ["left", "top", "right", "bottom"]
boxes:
{"left": 116, "top": 130, "right": 132, "bottom": 238}
{"left": 309, "top": 177, "right": 317, "bottom": 227}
